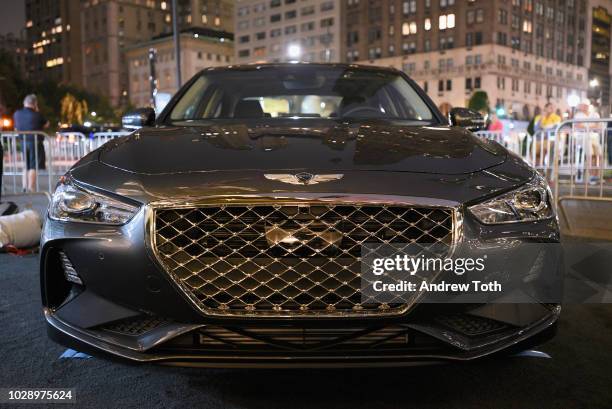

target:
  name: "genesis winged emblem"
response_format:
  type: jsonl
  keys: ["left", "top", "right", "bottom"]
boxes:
{"left": 264, "top": 173, "right": 344, "bottom": 186}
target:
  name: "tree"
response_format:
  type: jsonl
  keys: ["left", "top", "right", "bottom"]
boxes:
{"left": 468, "top": 91, "right": 490, "bottom": 114}
{"left": 60, "top": 93, "right": 88, "bottom": 125}
{"left": 0, "top": 50, "right": 30, "bottom": 116}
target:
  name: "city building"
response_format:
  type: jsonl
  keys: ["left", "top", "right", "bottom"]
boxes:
{"left": 80, "top": 0, "right": 233, "bottom": 107}
{"left": 126, "top": 27, "right": 233, "bottom": 107}
{"left": 0, "top": 33, "right": 28, "bottom": 77}
{"left": 175, "top": 0, "right": 235, "bottom": 33}
{"left": 80, "top": 0, "right": 171, "bottom": 107}
{"left": 234, "top": 0, "right": 341, "bottom": 64}
{"left": 25, "top": 0, "right": 83, "bottom": 85}
{"left": 344, "top": 0, "right": 591, "bottom": 119}
{"left": 586, "top": 1, "right": 612, "bottom": 113}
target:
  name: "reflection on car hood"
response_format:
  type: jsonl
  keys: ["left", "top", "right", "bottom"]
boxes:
{"left": 99, "top": 119, "right": 507, "bottom": 175}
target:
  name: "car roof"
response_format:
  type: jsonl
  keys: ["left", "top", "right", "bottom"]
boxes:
{"left": 199, "top": 62, "right": 403, "bottom": 75}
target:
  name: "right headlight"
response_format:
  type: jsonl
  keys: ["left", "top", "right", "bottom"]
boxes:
{"left": 49, "top": 177, "right": 139, "bottom": 225}
{"left": 469, "top": 174, "right": 554, "bottom": 225}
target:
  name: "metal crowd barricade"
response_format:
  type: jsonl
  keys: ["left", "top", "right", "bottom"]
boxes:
{"left": 474, "top": 130, "right": 504, "bottom": 144}
{"left": 89, "top": 132, "right": 128, "bottom": 149}
{"left": 476, "top": 124, "right": 611, "bottom": 197}
{"left": 474, "top": 130, "right": 524, "bottom": 155}
{"left": 52, "top": 132, "right": 89, "bottom": 178}
{"left": 549, "top": 119, "right": 611, "bottom": 199}
{"left": 549, "top": 119, "right": 612, "bottom": 238}
{"left": 1, "top": 131, "right": 54, "bottom": 194}
{"left": 1, "top": 130, "right": 130, "bottom": 195}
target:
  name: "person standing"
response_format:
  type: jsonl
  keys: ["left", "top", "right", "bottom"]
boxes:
{"left": 13, "top": 94, "right": 49, "bottom": 192}
{"left": 574, "top": 102, "right": 603, "bottom": 185}
{"left": 532, "top": 103, "right": 562, "bottom": 168}
{"left": 487, "top": 112, "right": 504, "bottom": 132}
{"left": 534, "top": 103, "right": 562, "bottom": 132}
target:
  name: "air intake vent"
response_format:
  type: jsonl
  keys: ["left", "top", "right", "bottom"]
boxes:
{"left": 436, "top": 314, "right": 509, "bottom": 336}
{"left": 98, "top": 316, "right": 167, "bottom": 336}
{"left": 59, "top": 251, "right": 82, "bottom": 285}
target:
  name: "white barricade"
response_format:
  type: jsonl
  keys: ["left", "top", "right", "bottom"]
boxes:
{"left": 1, "top": 130, "right": 130, "bottom": 195}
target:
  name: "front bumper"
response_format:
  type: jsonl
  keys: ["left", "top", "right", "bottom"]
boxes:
{"left": 45, "top": 305, "right": 560, "bottom": 367}
{"left": 41, "top": 194, "right": 563, "bottom": 367}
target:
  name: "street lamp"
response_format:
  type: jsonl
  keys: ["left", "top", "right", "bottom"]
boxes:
{"left": 589, "top": 78, "right": 603, "bottom": 112}
{"left": 567, "top": 93, "right": 580, "bottom": 108}
{"left": 567, "top": 93, "right": 580, "bottom": 118}
{"left": 287, "top": 44, "right": 302, "bottom": 61}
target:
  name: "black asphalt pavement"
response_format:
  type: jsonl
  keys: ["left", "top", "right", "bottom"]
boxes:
{"left": 1, "top": 253, "right": 611, "bottom": 409}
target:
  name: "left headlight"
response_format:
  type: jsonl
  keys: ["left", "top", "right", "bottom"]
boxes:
{"left": 469, "top": 174, "right": 554, "bottom": 225}
{"left": 49, "top": 178, "right": 139, "bottom": 225}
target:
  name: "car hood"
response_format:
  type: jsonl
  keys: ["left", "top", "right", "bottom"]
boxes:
{"left": 98, "top": 119, "right": 507, "bottom": 175}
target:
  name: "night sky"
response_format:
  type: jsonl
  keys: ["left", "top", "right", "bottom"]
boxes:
{"left": 0, "top": 0, "right": 25, "bottom": 37}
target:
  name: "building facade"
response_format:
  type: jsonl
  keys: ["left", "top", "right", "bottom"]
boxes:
{"left": 586, "top": 1, "right": 612, "bottom": 113}
{"left": 234, "top": 0, "right": 341, "bottom": 64}
{"left": 175, "top": 0, "right": 235, "bottom": 33}
{"left": 25, "top": 0, "right": 83, "bottom": 85}
{"left": 345, "top": 0, "right": 591, "bottom": 119}
{"left": 80, "top": 0, "right": 171, "bottom": 106}
{"left": 80, "top": 0, "right": 233, "bottom": 107}
{"left": 126, "top": 28, "right": 233, "bottom": 107}
{"left": 0, "top": 33, "right": 28, "bottom": 78}
{"left": 363, "top": 44, "right": 589, "bottom": 118}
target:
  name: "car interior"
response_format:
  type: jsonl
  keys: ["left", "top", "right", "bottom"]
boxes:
{"left": 169, "top": 67, "right": 434, "bottom": 122}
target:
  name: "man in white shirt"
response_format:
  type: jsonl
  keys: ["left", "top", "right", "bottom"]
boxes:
{"left": 574, "top": 102, "right": 603, "bottom": 185}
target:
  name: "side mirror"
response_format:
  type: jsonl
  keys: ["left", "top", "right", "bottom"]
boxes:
{"left": 449, "top": 108, "right": 486, "bottom": 132}
{"left": 122, "top": 107, "right": 155, "bottom": 130}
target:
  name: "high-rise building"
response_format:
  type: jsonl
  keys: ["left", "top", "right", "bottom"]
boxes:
{"left": 126, "top": 27, "right": 233, "bottom": 107}
{"left": 234, "top": 0, "right": 341, "bottom": 64}
{"left": 175, "top": 0, "right": 235, "bottom": 33}
{"left": 343, "top": 0, "right": 590, "bottom": 119}
{"left": 80, "top": 0, "right": 171, "bottom": 107}
{"left": 81, "top": 0, "right": 233, "bottom": 107}
{"left": 25, "top": 0, "right": 83, "bottom": 85}
{"left": 0, "top": 33, "right": 28, "bottom": 78}
{"left": 587, "top": 2, "right": 612, "bottom": 113}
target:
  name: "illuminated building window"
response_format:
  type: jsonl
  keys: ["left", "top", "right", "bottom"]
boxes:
{"left": 439, "top": 14, "right": 455, "bottom": 30}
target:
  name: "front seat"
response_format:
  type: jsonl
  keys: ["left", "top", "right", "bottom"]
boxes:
{"left": 234, "top": 100, "right": 264, "bottom": 118}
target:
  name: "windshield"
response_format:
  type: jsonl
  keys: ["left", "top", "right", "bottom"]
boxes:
{"left": 168, "top": 66, "right": 435, "bottom": 123}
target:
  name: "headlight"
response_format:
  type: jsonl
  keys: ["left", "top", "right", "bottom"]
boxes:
{"left": 469, "top": 174, "right": 554, "bottom": 224}
{"left": 49, "top": 178, "right": 139, "bottom": 225}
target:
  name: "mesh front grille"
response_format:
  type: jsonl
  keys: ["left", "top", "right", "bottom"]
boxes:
{"left": 153, "top": 203, "right": 454, "bottom": 317}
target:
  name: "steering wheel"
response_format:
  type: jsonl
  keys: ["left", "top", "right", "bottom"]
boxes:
{"left": 341, "top": 106, "right": 383, "bottom": 117}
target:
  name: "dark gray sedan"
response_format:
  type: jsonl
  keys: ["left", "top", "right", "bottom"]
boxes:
{"left": 41, "top": 64, "right": 561, "bottom": 367}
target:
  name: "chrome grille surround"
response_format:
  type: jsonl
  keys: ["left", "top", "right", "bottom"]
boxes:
{"left": 148, "top": 196, "right": 461, "bottom": 318}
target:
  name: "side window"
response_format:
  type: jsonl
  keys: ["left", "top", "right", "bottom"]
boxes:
{"left": 375, "top": 88, "right": 400, "bottom": 118}
{"left": 392, "top": 77, "right": 433, "bottom": 120}
{"left": 170, "top": 76, "right": 209, "bottom": 120}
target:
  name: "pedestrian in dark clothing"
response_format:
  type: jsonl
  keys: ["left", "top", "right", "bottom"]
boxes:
{"left": 13, "top": 94, "right": 49, "bottom": 192}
